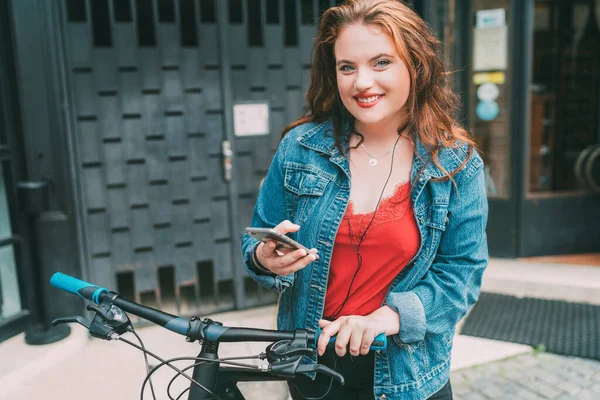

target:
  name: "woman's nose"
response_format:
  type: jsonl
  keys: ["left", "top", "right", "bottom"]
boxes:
{"left": 354, "top": 69, "right": 374, "bottom": 92}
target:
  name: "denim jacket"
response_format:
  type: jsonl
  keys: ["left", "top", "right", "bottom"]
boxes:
{"left": 242, "top": 119, "right": 489, "bottom": 400}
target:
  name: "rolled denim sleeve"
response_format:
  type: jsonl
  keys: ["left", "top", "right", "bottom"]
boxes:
{"left": 241, "top": 133, "right": 295, "bottom": 292}
{"left": 386, "top": 158, "right": 489, "bottom": 344}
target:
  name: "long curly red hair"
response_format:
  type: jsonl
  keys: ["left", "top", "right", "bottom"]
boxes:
{"left": 283, "top": 0, "right": 475, "bottom": 180}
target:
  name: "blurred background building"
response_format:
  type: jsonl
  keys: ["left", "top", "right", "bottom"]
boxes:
{"left": 0, "top": 0, "right": 598, "bottom": 343}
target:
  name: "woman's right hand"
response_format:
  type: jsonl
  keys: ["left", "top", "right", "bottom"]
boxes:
{"left": 255, "top": 220, "right": 319, "bottom": 276}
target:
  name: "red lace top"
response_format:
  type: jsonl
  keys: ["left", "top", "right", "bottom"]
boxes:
{"left": 323, "top": 181, "right": 420, "bottom": 318}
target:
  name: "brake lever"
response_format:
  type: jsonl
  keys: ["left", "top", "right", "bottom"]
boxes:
{"left": 86, "top": 303, "right": 131, "bottom": 335}
{"left": 266, "top": 340, "right": 315, "bottom": 362}
{"left": 51, "top": 294, "right": 132, "bottom": 341}
{"left": 282, "top": 347, "right": 315, "bottom": 358}
{"left": 52, "top": 313, "right": 117, "bottom": 340}
{"left": 296, "top": 363, "right": 345, "bottom": 386}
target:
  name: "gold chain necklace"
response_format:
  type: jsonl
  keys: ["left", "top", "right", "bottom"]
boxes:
{"left": 360, "top": 136, "right": 406, "bottom": 167}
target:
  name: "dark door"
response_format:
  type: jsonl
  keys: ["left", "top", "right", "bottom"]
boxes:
{"left": 463, "top": 0, "right": 600, "bottom": 257}
{"left": 4, "top": 0, "right": 83, "bottom": 343}
{"left": 222, "top": 0, "right": 331, "bottom": 304}
{"left": 0, "top": 0, "right": 32, "bottom": 342}
{"left": 521, "top": 0, "right": 600, "bottom": 256}
{"left": 53, "top": 0, "right": 330, "bottom": 315}
{"left": 56, "top": 0, "right": 255, "bottom": 314}
{"left": 0, "top": 61, "right": 29, "bottom": 343}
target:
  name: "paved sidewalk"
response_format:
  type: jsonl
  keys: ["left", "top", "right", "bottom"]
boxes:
{"left": 451, "top": 352, "right": 600, "bottom": 399}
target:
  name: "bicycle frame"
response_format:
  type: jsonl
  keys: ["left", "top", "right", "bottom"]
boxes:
{"left": 190, "top": 341, "right": 287, "bottom": 400}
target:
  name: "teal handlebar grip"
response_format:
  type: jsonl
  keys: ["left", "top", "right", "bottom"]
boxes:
{"left": 314, "top": 328, "right": 387, "bottom": 351}
{"left": 50, "top": 272, "right": 108, "bottom": 304}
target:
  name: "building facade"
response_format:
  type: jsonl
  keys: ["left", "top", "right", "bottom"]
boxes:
{"left": 444, "top": 0, "right": 600, "bottom": 257}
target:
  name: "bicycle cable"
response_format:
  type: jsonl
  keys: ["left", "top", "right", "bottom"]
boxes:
{"left": 135, "top": 352, "right": 261, "bottom": 400}
{"left": 166, "top": 355, "right": 262, "bottom": 400}
{"left": 142, "top": 356, "right": 259, "bottom": 400}
{"left": 117, "top": 337, "right": 216, "bottom": 399}
{"left": 128, "top": 327, "right": 157, "bottom": 400}
{"left": 176, "top": 387, "right": 190, "bottom": 400}
{"left": 166, "top": 360, "right": 208, "bottom": 400}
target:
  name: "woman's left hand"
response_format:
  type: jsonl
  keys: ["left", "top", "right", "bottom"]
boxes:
{"left": 317, "top": 306, "right": 400, "bottom": 357}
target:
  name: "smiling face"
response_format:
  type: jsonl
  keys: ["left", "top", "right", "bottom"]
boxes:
{"left": 334, "top": 23, "right": 411, "bottom": 133}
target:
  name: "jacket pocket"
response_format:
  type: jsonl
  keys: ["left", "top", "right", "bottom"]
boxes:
{"left": 425, "top": 202, "right": 448, "bottom": 256}
{"left": 389, "top": 334, "right": 449, "bottom": 387}
{"left": 426, "top": 203, "right": 449, "bottom": 231}
{"left": 388, "top": 336, "right": 420, "bottom": 385}
{"left": 284, "top": 162, "right": 331, "bottom": 224}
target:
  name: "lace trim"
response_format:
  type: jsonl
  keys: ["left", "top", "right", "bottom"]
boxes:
{"left": 344, "top": 181, "right": 412, "bottom": 242}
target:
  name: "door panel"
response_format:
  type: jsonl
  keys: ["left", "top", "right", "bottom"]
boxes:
{"left": 520, "top": 0, "right": 600, "bottom": 256}
{"left": 527, "top": 0, "right": 600, "bottom": 194}
{"left": 0, "top": 0, "right": 32, "bottom": 341}
{"left": 520, "top": 195, "right": 600, "bottom": 256}
{"left": 59, "top": 0, "right": 241, "bottom": 313}
{"left": 0, "top": 166, "right": 21, "bottom": 321}
{"left": 57, "top": 0, "right": 331, "bottom": 314}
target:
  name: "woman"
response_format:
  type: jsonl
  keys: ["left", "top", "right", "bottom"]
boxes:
{"left": 241, "top": 1, "right": 488, "bottom": 399}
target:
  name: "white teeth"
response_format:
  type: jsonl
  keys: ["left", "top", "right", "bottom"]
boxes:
{"left": 357, "top": 95, "right": 381, "bottom": 103}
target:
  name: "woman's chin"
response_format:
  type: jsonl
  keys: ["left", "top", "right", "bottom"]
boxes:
{"left": 352, "top": 113, "right": 388, "bottom": 127}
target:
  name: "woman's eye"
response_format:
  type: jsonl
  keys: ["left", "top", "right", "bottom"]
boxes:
{"left": 339, "top": 65, "right": 354, "bottom": 72}
{"left": 375, "top": 59, "right": 390, "bottom": 68}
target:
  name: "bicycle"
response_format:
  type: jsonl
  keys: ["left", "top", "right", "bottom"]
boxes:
{"left": 49, "top": 272, "right": 387, "bottom": 400}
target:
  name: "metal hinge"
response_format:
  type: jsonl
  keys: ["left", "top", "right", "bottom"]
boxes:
{"left": 222, "top": 140, "right": 233, "bottom": 182}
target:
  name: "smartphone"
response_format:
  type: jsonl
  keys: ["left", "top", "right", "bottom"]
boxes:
{"left": 245, "top": 227, "right": 319, "bottom": 259}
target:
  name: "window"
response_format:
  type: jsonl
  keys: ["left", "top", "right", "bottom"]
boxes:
{"left": 528, "top": 0, "right": 600, "bottom": 194}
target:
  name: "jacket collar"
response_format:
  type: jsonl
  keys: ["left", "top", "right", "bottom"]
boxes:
{"left": 296, "top": 118, "right": 349, "bottom": 158}
{"left": 297, "top": 118, "right": 446, "bottom": 179}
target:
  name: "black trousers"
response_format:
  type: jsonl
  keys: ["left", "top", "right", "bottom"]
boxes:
{"left": 288, "top": 348, "right": 453, "bottom": 400}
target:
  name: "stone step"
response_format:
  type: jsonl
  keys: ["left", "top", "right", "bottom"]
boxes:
{"left": 481, "top": 257, "right": 600, "bottom": 305}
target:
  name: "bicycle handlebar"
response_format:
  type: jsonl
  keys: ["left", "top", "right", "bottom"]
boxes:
{"left": 50, "top": 272, "right": 390, "bottom": 398}
{"left": 50, "top": 272, "right": 386, "bottom": 350}
{"left": 50, "top": 272, "right": 108, "bottom": 304}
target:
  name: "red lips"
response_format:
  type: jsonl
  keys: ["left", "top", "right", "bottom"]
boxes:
{"left": 354, "top": 93, "right": 383, "bottom": 108}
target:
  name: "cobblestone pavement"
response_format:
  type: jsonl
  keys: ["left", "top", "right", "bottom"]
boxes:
{"left": 451, "top": 352, "right": 600, "bottom": 399}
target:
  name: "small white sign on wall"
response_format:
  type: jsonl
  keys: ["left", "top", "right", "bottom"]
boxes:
{"left": 233, "top": 103, "right": 270, "bottom": 137}
{"left": 473, "top": 26, "right": 508, "bottom": 71}
{"left": 476, "top": 8, "right": 506, "bottom": 29}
